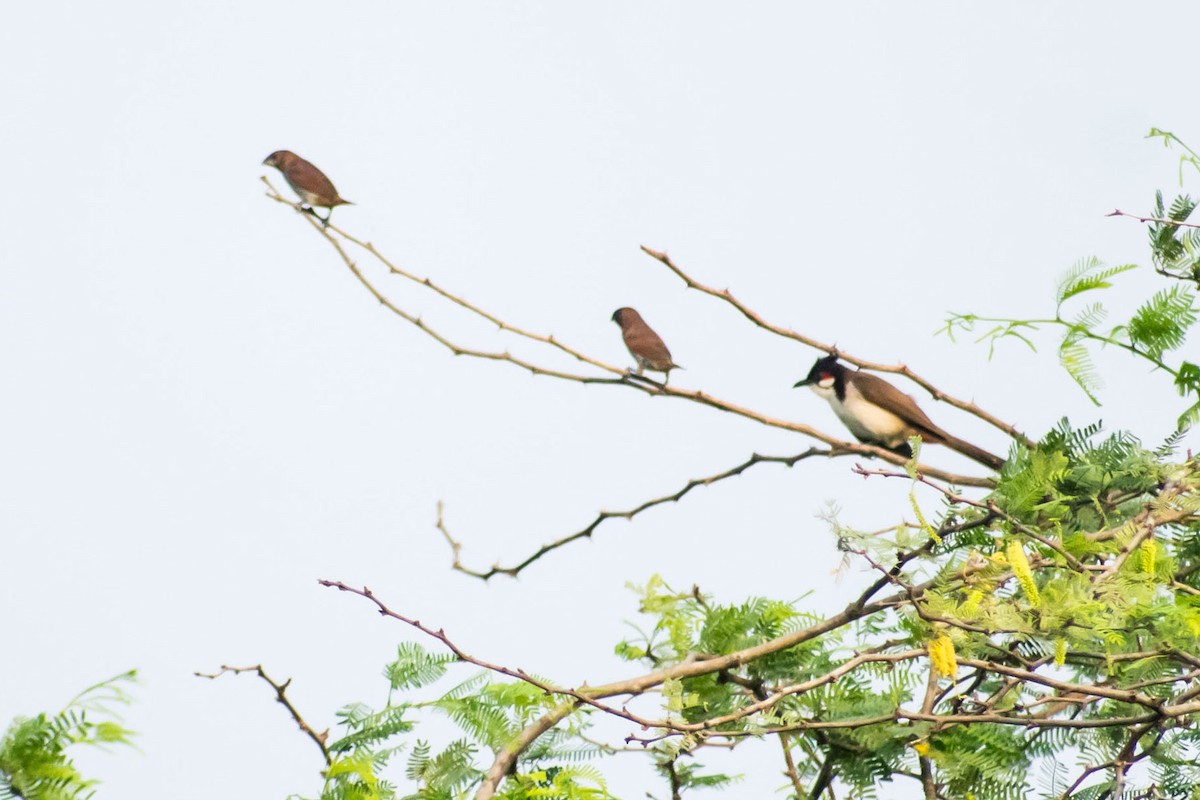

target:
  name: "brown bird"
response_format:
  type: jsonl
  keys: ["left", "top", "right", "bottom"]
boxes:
{"left": 262, "top": 150, "right": 352, "bottom": 224}
{"left": 611, "top": 307, "right": 682, "bottom": 384}
{"left": 794, "top": 355, "right": 1004, "bottom": 470}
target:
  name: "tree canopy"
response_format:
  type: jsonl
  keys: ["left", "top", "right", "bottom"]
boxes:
{"left": 7, "top": 130, "right": 1200, "bottom": 800}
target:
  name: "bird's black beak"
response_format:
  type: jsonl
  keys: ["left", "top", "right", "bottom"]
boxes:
{"left": 793, "top": 378, "right": 812, "bottom": 388}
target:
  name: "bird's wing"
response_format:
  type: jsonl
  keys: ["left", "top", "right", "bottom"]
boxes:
{"left": 850, "top": 372, "right": 949, "bottom": 444}
{"left": 287, "top": 159, "right": 341, "bottom": 202}
{"left": 623, "top": 326, "right": 674, "bottom": 367}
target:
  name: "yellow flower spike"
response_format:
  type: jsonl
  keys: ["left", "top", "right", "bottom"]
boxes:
{"left": 928, "top": 633, "right": 958, "bottom": 678}
{"left": 1140, "top": 537, "right": 1158, "bottom": 574}
{"left": 960, "top": 588, "right": 985, "bottom": 616}
{"left": 909, "top": 490, "right": 940, "bottom": 544}
{"left": 1005, "top": 540, "right": 1040, "bottom": 607}
{"left": 911, "top": 740, "right": 931, "bottom": 757}
{"left": 1054, "top": 638, "right": 1067, "bottom": 667}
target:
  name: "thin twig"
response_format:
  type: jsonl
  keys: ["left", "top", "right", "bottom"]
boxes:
{"left": 195, "top": 664, "right": 331, "bottom": 766}
{"left": 318, "top": 576, "right": 917, "bottom": 798}
{"left": 437, "top": 449, "right": 829, "bottom": 579}
{"left": 263, "top": 181, "right": 997, "bottom": 491}
{"left": 639, "top": 245, "right": 1032, "bottom": 447}
{"left": 778, "top": 734, "right": 807, "bottom": 799}
{"left": 851, "top": 463, "right": 1091, "bottom": 573}
{"left": 1106, "top": 209, "right": 1200, "bottom": 230}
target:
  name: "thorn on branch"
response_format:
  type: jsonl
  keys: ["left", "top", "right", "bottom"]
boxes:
{"left": 194, "top": 663, "right": 331, "bottom": 766}
{"left": 433, "top": 449, "right": 833, "bottom": 579}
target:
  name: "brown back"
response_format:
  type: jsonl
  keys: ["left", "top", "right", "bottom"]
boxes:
{"left": 850, "top": 371, "right": 950, "bottom": 444}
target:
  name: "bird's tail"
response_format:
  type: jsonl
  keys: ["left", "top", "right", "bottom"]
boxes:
{"left": 942, "top": 435, "right": 1005, "bottom": 471}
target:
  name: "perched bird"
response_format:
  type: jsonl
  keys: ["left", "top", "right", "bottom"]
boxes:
{"left": 262, "top": 150, "right": 352, "bottom": 224}
{"left": 794, "top": 354, "right": 1004, "bottom": 470}
{"left": 611, "top": 307, "right": 682, "bottom": 384}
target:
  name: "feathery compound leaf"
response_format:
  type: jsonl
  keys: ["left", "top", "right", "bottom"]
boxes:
{"left": 1055, "top": 256, "right": 1102, "bottom": 303}
{"left": 1055, "top": 257, "right": 1137, "bottom": 308}
{"left": 1156, "top": 428, "right": 1188, "bottom": 456}
{"left": 408, "top": 738, "right": 479, "bottom": 794}
{"left": 404, "top": 740, "right": 431, "bottom": 781}
{"left": 1042, "top": 417, "right": 1104, "bottom": 453}
{"left": 1059, "top": 339, "right": 1103, "bottom": 404}
{"left": 1128, "top": 285, "right": 1197, "bottom": 359}
{"left": 0, "top": 672, "right": 137, "bottom": 800}
{"left": 1070, "top": 302, "right": 1107, "bottom": 332}
{"left": 434, "top": 696, "right": 515, "bottom": 749}
{"left": 329, "top": 706, "right": 414, "bottom": 754}
{"left": 505, "top": 763, "right": 617, "bottom": 799}
{"left": 1148, "top": 192, "right": 1188, "bottom": 266}
{"left": 324, "top": 752, "right": 394, "bottom": 800}
{"left": 385, "top": 643, "right": 455, "bottom": 691}
{"left": 1178, "top": 399, "right": 1200, "bottom": 431}
{"left": 438, "top": 672, "right": 490, "bottom": 702}
{"left": 1175, "top": 362, "right": 1200, "bottom": 430}
{"left": 1168, "top": 192, "right": 1197, "bottom": 222}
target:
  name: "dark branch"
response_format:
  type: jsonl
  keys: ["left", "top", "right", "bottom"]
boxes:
{"left": 196, "top": 664, "right": 331, "bottom": 766}
{"left": 437, "top": 449, "right": 829, "bottom": 579}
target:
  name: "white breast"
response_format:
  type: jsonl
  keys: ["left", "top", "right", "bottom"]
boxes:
{"left": 295, "top": 187, "right": 325, "bottom": 207}
{"left": 813, "top": 382, "right": 909, "bottom": 447}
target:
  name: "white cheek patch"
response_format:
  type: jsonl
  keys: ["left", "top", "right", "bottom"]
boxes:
{"left": 808, "top": 381, "right": 835, "bottom": 401}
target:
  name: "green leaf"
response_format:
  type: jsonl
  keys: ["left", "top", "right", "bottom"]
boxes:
{"left": 1128, "top": 285, "right": 1197, "bottom": 359}
{"left": 1059, "top": 339, "right": 1102, "bottom": 404}
{"left": 1055, "top": 257, "right": 1137, "bottom": 308}
{"left": 384, "top": 642, "right": 455, "bottom": 691}
{"left": 0, "top": 673, "right": 137, "bottom": 800}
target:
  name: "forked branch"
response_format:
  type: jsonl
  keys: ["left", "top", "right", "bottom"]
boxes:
{"left": 437, "top": 448, "right": 828, "bottom": 579}
{"left": 638, "top": 245, "right": 1033, "bottom": 447}
{"left": 263, "top": 180, "right": 1000, "bottom": 486}
{"left": 195, "top": 664, "right": 331, "bottom": 766}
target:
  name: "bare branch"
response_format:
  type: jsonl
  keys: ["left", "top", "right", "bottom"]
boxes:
{"left": 1106, "top": 208, "right": 1200, "bottom": 230}
{"left": 658, "top": 649, "right": 926, "bottom": 734}
{"left": 437, "top": 448, "right": 829, "bottom": 579}
{"left": 263, "top": 181, "right": 998, "bottom": 492}
{"left": 639, "top": 245, "right": 1032, "bottom": 447}
{"left": 632, "top": 708, "right": 1162, "bottom": 744}
{"left": 314, "top": 580, "right": 645, "bottom": 730}
{"left": 195, "top": 664, "right": 331, "bottom": 766}
{"left": 778, "top": 735, "right": 808, "bottom": 799}
{"left": 957, "top": 658, "right": 1162, "bottom": 710}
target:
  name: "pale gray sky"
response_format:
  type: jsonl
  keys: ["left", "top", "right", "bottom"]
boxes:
{"left": 3, "top": 2, "right": 1198, "bottom": 798}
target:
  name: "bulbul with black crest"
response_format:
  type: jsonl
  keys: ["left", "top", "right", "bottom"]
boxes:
{"left": 794, "top": 355, "right": 1004, "bottom": 470}
{"left": 262, "top": 150, "right": 353, "bottom": 224}
{"left": 611, "top": 307, "right": 682, "bottom": 385}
